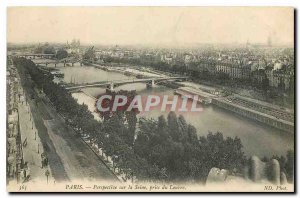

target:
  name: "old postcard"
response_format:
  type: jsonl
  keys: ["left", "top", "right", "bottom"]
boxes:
{"left": 6, "top": 7, "right": 294, "bottom": 192}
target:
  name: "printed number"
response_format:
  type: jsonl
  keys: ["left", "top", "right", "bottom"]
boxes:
{"left": 19, "top": 185, "right": 27, "bottom": 191}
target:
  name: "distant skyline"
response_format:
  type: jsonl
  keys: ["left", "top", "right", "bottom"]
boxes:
{"left": 7, "top": 7, "right": 294, "bottom": 46}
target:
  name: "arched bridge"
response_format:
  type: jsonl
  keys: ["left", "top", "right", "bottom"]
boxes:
{"left": 34, "top": 57, "right": 82, "bottom": 67}
{"left": 11, "top": 53, "right": 56, "bottom": 59}
{"left": 11, "top": 54, "right": 83, "bottom": 67}
{"left": 35, "top": 58, "right": 83, "bottom": 67}
{"left": 64, "top": 77, "right": 187, "bottom": 91}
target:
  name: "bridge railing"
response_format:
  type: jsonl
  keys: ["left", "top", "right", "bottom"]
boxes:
{"left": 64, "top": 76, "right": 187, "bottom": 90}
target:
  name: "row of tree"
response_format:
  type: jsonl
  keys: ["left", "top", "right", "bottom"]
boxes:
{"left": 34, "top": 43, "right": 69, "bottom": 60}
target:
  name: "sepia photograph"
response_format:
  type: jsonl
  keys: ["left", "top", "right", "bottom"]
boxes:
{"left": 5, "top": 6, "right": 295, "bottom": 192}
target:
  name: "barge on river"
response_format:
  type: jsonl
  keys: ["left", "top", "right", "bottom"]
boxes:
{"left": 174, "top": 87, "right": 217, "bottom": 105}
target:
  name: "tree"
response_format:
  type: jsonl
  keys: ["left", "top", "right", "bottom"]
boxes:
{"left": 167, "top": 111, "right": 180, "bottom": 141}
{"left": 187, "top": 124, "right": 198, "bottom": 145}
{"left": 56, "top": 49, "right": 68, "bottom": 60}
{"left": 43, "top": 46, "right": 55, "bottom": 54}
{"left": 261, "top": 77, "right": 270, "bottom": 92}
{"left": 83, "top": 46, "right": 95, "bottom": 62}
{"left": 34, "top": 46, "right": 43, "bottom": 54}
{"left": 157, "top": 115, "right": 169, "bottom": 140}
{"left": 177, "top": 115, "right": 188, "bottom": 142}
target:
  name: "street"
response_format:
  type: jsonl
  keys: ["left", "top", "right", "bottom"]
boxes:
{"left": 24, "top": 85, "right": 117, "bottom": 182}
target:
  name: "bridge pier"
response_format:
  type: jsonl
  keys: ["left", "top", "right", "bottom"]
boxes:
{"left": 108, "top": 83, "right": 114, "bottom": 91}
{"left": 146, "top": 80, "right": 155, "bottom": 89}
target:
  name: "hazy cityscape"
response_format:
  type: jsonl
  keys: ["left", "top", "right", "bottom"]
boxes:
{"left": 7, "top": 7, "right": 294, "bottom": 192}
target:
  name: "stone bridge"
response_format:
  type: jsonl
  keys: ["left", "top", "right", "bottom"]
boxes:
{"left": 35, "top": 58, "right": 83, "bottom": 67}
{"left": 12, "top": 53, "right": 56, "bottom": 59}
{"left": 11, "top": 54, "right": 82, "bottom": 67}
{"left": 64, "top": 77, "right": 187, "bottom": 91}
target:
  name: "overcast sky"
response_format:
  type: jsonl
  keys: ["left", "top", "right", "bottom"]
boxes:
{"left": 7, "top": 7, "right": 294, "bottom": 46}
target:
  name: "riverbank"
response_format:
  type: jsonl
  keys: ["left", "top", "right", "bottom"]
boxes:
{"left": 213, "top": 97, "right": 294, "bottom": 133}
{"left": 174, "top": 85, "right": 294, "bottom": 133}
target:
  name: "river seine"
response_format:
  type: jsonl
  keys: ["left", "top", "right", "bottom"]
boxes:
{"left": 59, "top": 65, "right": 294, "bottom": 157}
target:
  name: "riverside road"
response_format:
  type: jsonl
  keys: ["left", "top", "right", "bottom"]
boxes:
{"left": 20, "top": 72, "right": 117, "bottom": 182}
